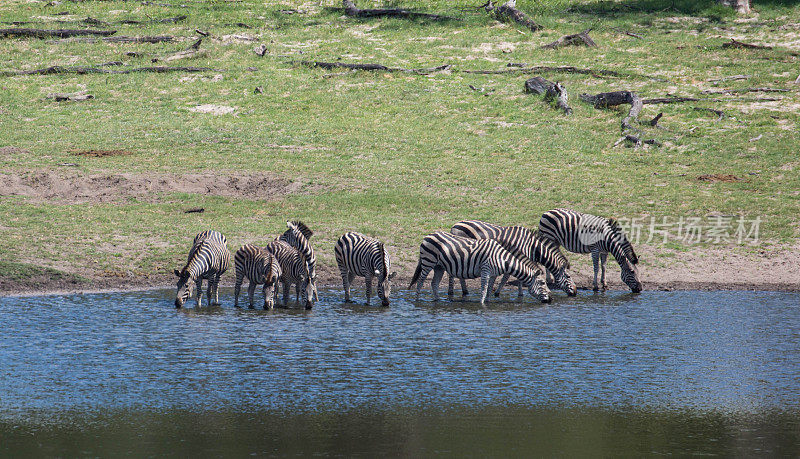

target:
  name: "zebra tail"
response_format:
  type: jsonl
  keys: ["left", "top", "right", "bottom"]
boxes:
{"left": 408, "top": 259, "right": 422, "bottom": 289}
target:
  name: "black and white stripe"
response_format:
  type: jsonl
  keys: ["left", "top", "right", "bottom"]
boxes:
{"left": 278, "top": 221, "right": 318, "bottom": 302}
{"left": 265, "top": 239, "right": 314, "bottom": 309}
{"left": 173, "top": 230, "right": 231, "bottom": 308}
{"left": 334, "top": 232, "right": 396, "bottom": 306}
{"left": 449, "top": 220, "right": 577, "bottom": 297}
{"left": 538, "top": 208, "right": 642, "bottom": 292}
{"left": 234, "top": 244, "right": 282, "bottom": 309}
{"left": 408, "top": 231, "right": 551, "bottom": 304}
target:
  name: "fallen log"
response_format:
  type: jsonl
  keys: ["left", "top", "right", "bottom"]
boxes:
{"left": 614, "top": 134, "right": 661, "bottom": 148}
{"left": 47, "top": 90, "right": 93, "bottom": 101}
{"left": 541, "top": 29, "right": 596, "bottom": 49}
{"left": 462, "top": 65, "right": 622, "bottom": 78}
{"left": 487, "top": 0, "right": 542, "bottom": 32}
{"left": 701, "top": 87, "right": 790, "bottom": 95}
{"left": 119, "top": 15, "right": 187, "bottom": 25}
{"left": 302, "top": 61, "right": 451, "bottom": 74}
{"left": 580, "top": 90, "right": 642, "bottom": 131}
{"left": 342, "top": 0, "right": 455, "bottom": 20}
{"left": 0, "top": 27, "right": 116, "bottom": 38}
{"left": 51, "top": 35, "right": 175, "bottom": 43}
{"left": 524, "top": 76, "right": 571, "bottom": 115}
{"left": 1, "top": 65, "right": 214, "bottom": 77}
{"left": 158, "top": 38, "right": 203, "bottom": 62}
{"left": 722, "top": 38, "right": 772, "bottom": 50}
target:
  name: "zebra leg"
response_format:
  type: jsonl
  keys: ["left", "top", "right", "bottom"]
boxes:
{"left": 195, "top": 279, "right": 203, "bottom": 307}
{"left": 479, "top": 266, "right": 492, "bottom": 305}
{"left": 295, "top": 283, "right": 300, "bottom": 304}
{"left": 430, "top": 266, "right": 445, "bottom": 302}
{"left": 365, "top": 274, "right": 372, "bottom": 305}
{"left": 460, "top": 278, "right": 469, "bottom": 297}
{"left": 213, "top": 275, "right": 222, "bottom": 305}
{"left": 282, "top": 281, "right": 290, "bottom": 306}
{"left": 416, "top": 265, "right": 432, "bottom": 297}
{"left": 341, "top": 270, "right": 352, "bottom": 303}
{"left": 247, "top": 281, "right": 256, "bottom": 309}
{"left": 518, "top": 277, "right": 524, "bottom": 297}
{"left": 591, "top": 249, "right": 601, "bottom": 292}
{"left": 447, "top": 275, "right": 454, "bottom": 298}
{"left": 234, "top": 273, "right": 243, "bottom": 308}
{"left": 494, "top": 273, "right": 510, "bottom": 297}
{"left": 600, "top": 252, "right": 608, "bottom": 291}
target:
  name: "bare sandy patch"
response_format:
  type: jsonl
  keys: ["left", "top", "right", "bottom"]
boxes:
{"left": 0, "top": 171, "right": 309, "bottom": 204}
{"left": 0, "top": 146, "right": 31, "bottom": 156}
{"left": 189, "top": 104, "right": 236, "bottom": 115}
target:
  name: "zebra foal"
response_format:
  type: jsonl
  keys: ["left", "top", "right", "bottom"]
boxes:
{"left": 234, "top": 244, "right": 281, "bottom": 309}
{"left": 173, "top": 230, "right": 231, "bottom": 308}
{"left": 334, "top": 232, "right": 396, "bottom": 306}
{"left": 538, "top": 208, "right": 642, "bottom": 292}
{"left": 449, "top": 220, "right": 577, "bottom": 297}
{"left": 409, "top": 231, "right": 551, "bottom": 304}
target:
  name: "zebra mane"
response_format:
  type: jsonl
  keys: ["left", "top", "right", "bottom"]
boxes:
{"left": 542, "top": 236, "right": 570, "bottom": 270}
{"left": 377, "top": 241, "right": 387, "bottom": 276}
{"left": 287, "top": 221, "right": 313, "bottom": 239}
{"left": 606, "top": 217, "right": 638, "bottom": 264}
{"left": 503, "top": 244, "right": 542, "bottom": 276}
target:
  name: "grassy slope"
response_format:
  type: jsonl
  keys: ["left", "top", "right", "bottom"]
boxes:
{"left": 0, "top": 0, "right": 798, "bottom": 287}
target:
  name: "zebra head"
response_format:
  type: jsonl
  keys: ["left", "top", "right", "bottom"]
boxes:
{"left": 260, "top": 257, "right": 278, "bottom": 310}
{"left": 619, "top": 258, "right": 642, "bottom": 293}
{"left": 173, "top": 268, "right": 192, "bottom": 308}
{"left": 527, "top": 267, "right": 551, "bottom": 303}
{"left": 552, "top": 267, "right": 577, "bottom": 296}
{"left": 282, "top": 220, "right": 318, "bottom": 302}
{"left": 376, "top": 242, "right": 396, "bottom": 306}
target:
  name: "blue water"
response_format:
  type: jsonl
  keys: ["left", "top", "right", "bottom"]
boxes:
{"left": 0, "top": 289, "right": 798, "bottom": 455}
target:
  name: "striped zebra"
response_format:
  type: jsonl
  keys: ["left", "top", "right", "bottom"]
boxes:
{"left": 265, "top": 239, "right": 314, "bottom": 309}
{"left": 334, "top": 232, "right": 397, "bottom": 306}
{"left": 234, "top": 244, "right": 282, "bottom": 309}
{"left": 278, "top": 221, "right": 318, "bottom": 303}
{"left": 173, "top": 230, "right": 231, "bottom": 308}
{"left": 538, "top": 208, "right": 642, "bottom": 292}
{"left": 449, "top": 220, "right": 577, "bottom": 297}
{"left": 408, "top": 231, "right": 551, "bottom": 304}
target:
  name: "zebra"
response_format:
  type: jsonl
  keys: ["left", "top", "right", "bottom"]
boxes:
{"left": 173, "top": 230, "right": 231, "bottom": 308}
{"left": 538, "top": 208, "right": 642, "bottom": 292}
{"left": 233, "top": 244, "right": 282, "bottom": 310}
{"left": 334, "top": 232, "right": 397, "bottom": 306}
{"left": 448, "top": 220, "right": 577, "bottom": 297}
{"left": 265, "top": 239, "right": 314, "bottom": 309}
{"left": 408, "top": 231, "right": 551, "bottom": 304}
{"left": 278, "top": 221, "right": 318, "bottom": 303}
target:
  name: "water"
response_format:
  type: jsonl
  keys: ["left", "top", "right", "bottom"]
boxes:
{"left": 0, "top": 289, "right": 798, "bottom": 456}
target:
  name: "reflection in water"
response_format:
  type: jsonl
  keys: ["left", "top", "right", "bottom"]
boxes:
{"left": 0, "top": 289, "right": 798, "bottom": 455}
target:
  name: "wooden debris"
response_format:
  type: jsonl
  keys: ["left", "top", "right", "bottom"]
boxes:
{"left": 697, "top": 174, "right": 742, "bottom": 182}
{"left": 643, "top": 96, "right": 701, "bottom": 104}
{"left": 303, "top": 61, "right": 451, "bottom": 74}
{"left": 541, "top": 29, "right": 596, "bottom": 49}
{"left": 580, "top": 90, "right": 642, "bottom": 131}
{"left": 693, "top": 107, "right": 725, "bottom": 120}
{"left": 184, "top": 207, "right": 205, "bottom": 214}
{"left": 524, "top": 76, "right": 571, "bottom": 114}
{"left": 649, "top": 112, "right": 663, "bottom": 127}
{"left": 82, "top": 17, "right": 109, "bottom": 27}
{"left": 71, "top": 149, "right": 133, "bottom": 157}
{"left": 707, "top": 74, "right": 750, "bottom": 83}
{"left": 254, "top": 86, "right": 263, "bottom": 94}
{"left": 487, "top": 0, "right": 542, "bottom": 32}
{"left": 1, "top": 65, "right": 214, "bottom": 77}
{"left": 701, "top": 87, "right": 790, "bottom": 95}
{"left": 119, "top": 15, "right": 187, "bottom": 25}
{"left": 0, "top": 27, "right": 116, "bottom": 38}
{"left": 47, "top": 91, "right": 93, "bottom": 102}
{"left": 57, "top": 35, "right": 175, "bottom": 44}
{"left": 342, "top": 0, "right": 455, "bottom": 21}
{"left": 614, "top": 134, "right": 660, "bottom": 148}
{"left": 160, "top": 38, "right": 203, "bottom": 62}
{"left": 722, "top": 39, "right": 772, "bottom": 50}
{"left": 253, "top": 44, "right": 268, "bottom": 57}
{"left": 462, "top": 65, "right": 622, "bottom": 78}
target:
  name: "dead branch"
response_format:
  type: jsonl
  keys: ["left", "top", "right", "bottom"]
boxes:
{"left": 614, "top": 134, "right": 661, "bottom": 148}
{"left": 118, "top": 15, "right": 187, "bottom": 25}
{"left": 541, "top": 29, "right": 596, "bottom": 49}
{"left": 642, "top": 96, "right": 701, "bottom": 104}
{"left": 722, "top": 38, "right": 772, "bottom": 50}
{"left": 52, "top": 35, "right": 175, "bottom": 43}
{"left": 487, "top": 0, "right": 542, "bottom": 32}
{"left": 462, "top": 65, "right": 622, "bottom": 78}
{"left": 0, "top": 27, "right": 116, "bottom": 38}
{"left": 524, "top": 76, "right": 571, "bottom": 114}
{"left": 47, "top": 90, "right": 93, "bottom": 101}
{"left": 707, "top": 74, "right": 749, "bottom": 83}
{"left": 580, "top": 91, "right": 642, "bottom": 131}
{"left": 155, "top": 38, "right": 203, "bottom": 62}
{"left": 184, "top": 207, "right": 204, "bottom": 214}
{"left": 693, "top": 107, "right": 725, "bottom": 121}
{"left": 1, "top": 65, "right": 214, "bottom": 77}
{"left": 342, "top": 0, "right": 455, "bottom": 21}
{"left": 701, "top": 87, "right": 790, "bottom": 95}
{"left": 302, "top": 61, "right": 451, "bottom": 74}
{"left": 649, "top": 112, "right": 663, "bottom": 126}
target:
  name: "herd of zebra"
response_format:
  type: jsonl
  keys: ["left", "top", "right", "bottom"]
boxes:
{"left": 172, "top": 209, "right": 642, "bottom": 309}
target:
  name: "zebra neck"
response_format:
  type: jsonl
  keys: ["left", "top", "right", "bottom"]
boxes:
{"left": 602, "top": 235, "right": 629, "bottom": 264}
{"left": 507, "top": 259, "right": 533, "bottom": 284}
{"left": 185, "top": 252, "right": 209, "bottom": 279}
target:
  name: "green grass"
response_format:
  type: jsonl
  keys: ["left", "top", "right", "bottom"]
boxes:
{"left": 0, "top": 0, "right": 798, "bottom": 283}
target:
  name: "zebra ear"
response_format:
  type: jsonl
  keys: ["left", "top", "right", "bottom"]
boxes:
{"left": 173, "top": 269, "right": 181, "bottom": 277}
{"left": 607, "top": 218, "right": 619, "bottom": 230}
{"left": 388, "top": 271, "right": 397, "bottom": 280}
